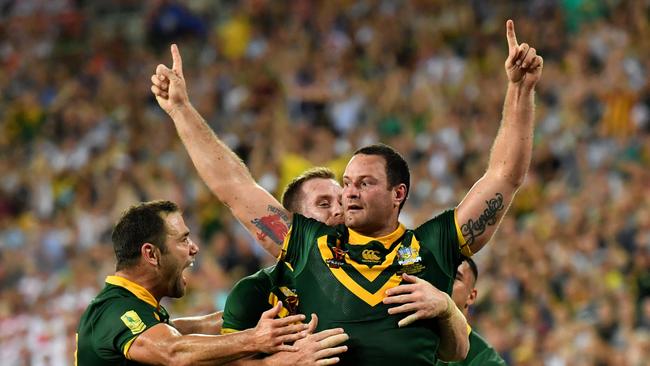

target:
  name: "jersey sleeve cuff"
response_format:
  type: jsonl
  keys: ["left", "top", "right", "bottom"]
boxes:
{"left": 454, "top": 208, "right": 473, "bottom": 257}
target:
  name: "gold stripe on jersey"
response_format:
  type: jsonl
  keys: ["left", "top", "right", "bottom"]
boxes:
{"left": 279, "top": 226, "right": 294, "bottom": 260}
{"left": 347, "top": 224, "right": 405, "bottom": 282}
{"left": 317, "top": 235, "right": 402, "bottom": 306}
{"left": 106, "top": 276, "right": 159, "bottom": 309}
{"left": 454, "top": 208, "right": 473, "bottom": 257}
{"left": 123, "top": 336, "right": 137, "bottom": 359}
{"left": 267, "top": 293, "right": 290, "bottom": 318}
{"left": 221, "top": 328, "right": 239, "bottom": 334}
{"left": 348, "top": 224, "right": 406, "bottom": 249}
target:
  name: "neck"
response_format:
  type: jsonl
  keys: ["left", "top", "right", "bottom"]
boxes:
{"left": 114, "top": 267, "right": 164, "bottom": 303}
{"left": 355, "top": 220, "right": 400, "bottom": 238}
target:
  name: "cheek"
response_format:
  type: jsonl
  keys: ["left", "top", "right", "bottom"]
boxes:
{"left": 313, "top": 210, "right": 329, "bottom": 223}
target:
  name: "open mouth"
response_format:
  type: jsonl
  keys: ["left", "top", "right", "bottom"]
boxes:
{"left": 182, "top": 261, "right": 194, "bottom": 285}
{"left": 347, "top": 204, "right": 363, "bottom": 212}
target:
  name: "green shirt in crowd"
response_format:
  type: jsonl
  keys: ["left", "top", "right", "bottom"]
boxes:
{"left": 75, "top": 276, "right": 170, "bottom": 366}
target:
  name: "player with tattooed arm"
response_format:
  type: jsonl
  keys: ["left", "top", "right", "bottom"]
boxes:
{"left": 151, "top": 19, "right": 542, "bottom": 366}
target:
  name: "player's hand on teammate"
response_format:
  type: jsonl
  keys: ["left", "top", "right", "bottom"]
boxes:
{"left": 150, "top": 44, "right": 190, "bottom": 117}
{"left": 264, "top": 314, "right": 349, "bottom": 366}
{"left": 504, "top": 19, "right": 543, "bottom": 90}
{"left": 252, "top": 301, "right": 310, "bottom": 354}
{"left": 383, "top": 273, "right": 454, "bottom": 327}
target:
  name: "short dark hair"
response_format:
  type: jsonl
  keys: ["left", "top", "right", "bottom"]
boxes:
{"left": 282, "top": 167, "right": 336, "bottom": 213}
{"left": 460, "top": 255, "right": 479, "bottom": 286}
{"left": 353, "top": 143, "right": 410, "bottom": 210}
{"left": 112, "top": 200, "right": 179, "bottom": 270}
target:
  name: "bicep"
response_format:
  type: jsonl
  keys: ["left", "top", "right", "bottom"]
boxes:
{"left": 227, "top": 184, "right": 292, "bottom": 257}
{"left": 456, "top": 173, "right": 517, "bottom": 254}
{"left": 127, "top": 323, "right": 181, "bottom": 364}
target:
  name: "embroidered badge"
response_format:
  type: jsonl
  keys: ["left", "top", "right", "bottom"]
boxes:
{"left": 396, "top": 246, "right": 426, "bottom": 275}
{"left": 326, "top": 245, "right": 348, "bottom": 268}
{"left": 120, "top": 310, "right": 146, "bottom": 334}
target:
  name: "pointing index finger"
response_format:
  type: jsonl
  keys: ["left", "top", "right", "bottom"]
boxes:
{"left": 506, "top": 19, "right": 518, "bottom": 49}
{"left": 171, "top": 44, "right": 184, "bottom": 77}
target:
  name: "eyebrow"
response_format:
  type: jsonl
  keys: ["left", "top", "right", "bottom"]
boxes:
{"left": 342, "top": 175, "right": 375, "bottom": 181}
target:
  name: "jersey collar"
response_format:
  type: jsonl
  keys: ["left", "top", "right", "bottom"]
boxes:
{"left": 106, "top": 275, "right": 159, "bottom": 309}
{"left": 348, "top": 223, "right": 406, "bottom": 248}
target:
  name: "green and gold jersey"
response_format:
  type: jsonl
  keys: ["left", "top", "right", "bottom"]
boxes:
{"left": 221, "top": 263, "right": 298, "bottom": 334}
{"left": 436, "top": 329, "right": 506, "bottom": 366}
{"left": 75, "top": 276, "right": 170, "bottom": 366}
{"left": 280, "top": 209, "right": 467, "bottom": 366}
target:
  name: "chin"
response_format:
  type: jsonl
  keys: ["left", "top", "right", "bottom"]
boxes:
{"left": 170, "top": 282, "right": 186, "bottom": 298}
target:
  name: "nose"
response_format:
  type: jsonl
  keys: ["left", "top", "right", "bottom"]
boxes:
{"left": 190, "top": 239, "right": 199, "bottom": 255}
{"left": 344, "top": 184, "right": 359, "bottom": 199}
{"left": 332, "top": 202, "right": 343, "bottom": 218}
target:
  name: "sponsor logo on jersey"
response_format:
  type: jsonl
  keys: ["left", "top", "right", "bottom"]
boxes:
{"left": 361, "top": 249, "right": 382, "bottom": 264}
{"left": 121, "top": 310, "right": 147, "bottom": 334}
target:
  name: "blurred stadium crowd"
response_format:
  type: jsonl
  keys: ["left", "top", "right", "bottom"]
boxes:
{"left": 0, "top": 0, "right": 649, "bottom": 365}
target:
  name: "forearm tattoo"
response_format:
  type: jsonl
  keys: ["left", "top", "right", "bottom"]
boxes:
{"left": 460, "top": 193, "right": 504, "bottom": 246}
{"left": 251, "top": 205, "right": 290, "bottom": 245}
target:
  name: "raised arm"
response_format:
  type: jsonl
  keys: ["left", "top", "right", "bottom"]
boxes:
{"left": 456, "top": 20, "right": 543, "bottom": 254}
{"left": 150, "top": 45, "right": 290, "bottom": 257}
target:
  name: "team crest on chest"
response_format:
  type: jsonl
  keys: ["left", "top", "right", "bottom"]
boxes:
{"left": 396, "top": 245, "right": 426, "bottom": 275}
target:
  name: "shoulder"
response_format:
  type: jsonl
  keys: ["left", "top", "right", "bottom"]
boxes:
{"left": 468, "top": 331, "right": 506, "bottom": 365}
{"left": 232, "top": 269, "right": 273, "bottom": 294}
{"left": 414, "top": 209, "right": 456, "bottom": 233}
{"left": 284, "top": 213, "right": 338, "bottom": 247}
{"left": 83, "top": 286, "right": 140, "bottom": 317}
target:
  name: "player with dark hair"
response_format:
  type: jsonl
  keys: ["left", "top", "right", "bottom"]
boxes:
{"left": 222, "top": 166, "right": 464, "bottom": 362}
{"left": 151, "top": 19, "right": 542, "bottom": 365}
{"left": 436, "top": 257, "right": 507, "bottom": 365}
{"left": 76, "top": 200, "right": 348, "bottom": 366}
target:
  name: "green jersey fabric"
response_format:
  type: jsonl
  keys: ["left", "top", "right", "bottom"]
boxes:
{"left": 75, "top": 276, "right": 170, "bottom": 366}
{"left": 221, "top": 263, "right": 298, "bottom": 334}
{"left": 280, "top": 209, "right": 465, "bottom": 366}
{"left": 436, "top": 329, "right": 506, "bottom": 366}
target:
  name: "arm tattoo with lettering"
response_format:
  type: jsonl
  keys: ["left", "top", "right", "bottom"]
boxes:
{"left": 460, "top": 193, "right": 504, "bottom": 246}
{"left": 251, "top": 205, "right": 290, "bottom": 245}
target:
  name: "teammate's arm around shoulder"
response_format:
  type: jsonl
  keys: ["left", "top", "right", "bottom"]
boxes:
{"left": 455, "top": 19, "right": 543, "bottom": 255}
{"left": 170, "top": 311, "right": 223, "bottom": 335}
{"left": 127, "top": 303, "right": 308, "bottom": 365}
{"left": 150, "top": 44, "right": 291, "bottom": 257}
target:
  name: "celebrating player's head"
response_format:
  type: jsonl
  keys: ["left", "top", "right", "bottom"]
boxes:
{"left": 452, "top": 256, "right": 479, "bottom": 314}
{"left": 342, "top": 143, "right": 410, "bottom": 235}
{"left": 112, "top": 200, "right": 198, "bottom": 298}
{"left": 282, "top": 167, "right": 343, "bottom": 226}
